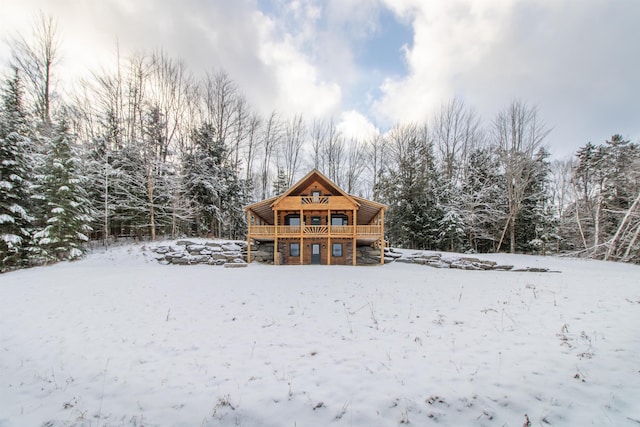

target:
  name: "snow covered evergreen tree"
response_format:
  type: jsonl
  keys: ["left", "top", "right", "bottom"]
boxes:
{"left": 570, "top": 136, "right": 640, "bottom": 259}
{"left": 460, "top": 147, "right": 507, "bottom": 252}
{"left": 272, "top": 167, "right": 288, "bottom": 195}
{"left": 140, "top": 106, "right": 174, "bottom": 240}
{"left": 0, "top": 70, "right": 35, "bottom": 270}
{"left": 182, "top": 122, "right": 250, "bottom": 238}
{"left": 514, "top": 147, "right": 555, "bottom": 253}
{"left": 377, "top": 124, "right": 443, "bottom": 249}
{"left": 80, "top": 105, "right": 125, "bottom": 244}
{"left": 82, "top": 135, "right": 112, "bottom": 243}
{"left": 32, "top": 114, "right": 92, "bottom": 261}
{"left": 492, "top": 100, "right": 550, "bottom": 253}
{"left": 438, "top": 208, "right": 466, "bottom": 252}
{"left": 599, "top": 136, "right": 640, "bottom": 237}
{"left": 108, "top": 143, "right": 149, "bottom": 237}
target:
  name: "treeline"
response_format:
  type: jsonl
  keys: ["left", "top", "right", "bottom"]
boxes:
{"left": 1, "top": 15, "right": 640, "bottom": 271}
{"left": 376, "top": 103, "right": 640, "bottom": 263}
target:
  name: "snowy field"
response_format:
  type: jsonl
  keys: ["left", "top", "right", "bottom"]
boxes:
{"left": 1, "top": 243, "right": 639, "bottom": 426}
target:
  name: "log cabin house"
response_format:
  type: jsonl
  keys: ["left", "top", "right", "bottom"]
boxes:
{"left": 245, "top": 169, "right": 387, "bottom": 265}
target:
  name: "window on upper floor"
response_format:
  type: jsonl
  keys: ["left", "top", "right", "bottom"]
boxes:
{"left": 285, "top": 215, "right": 300, "bottom": 226}
{"left": 331, "top": 215, "right": 348, "bottom": 226}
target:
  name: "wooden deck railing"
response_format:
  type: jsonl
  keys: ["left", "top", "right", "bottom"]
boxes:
{"left": 301, "top": 195, "right": 329, "bottom": 204}
{"left": 249, "top": 225, "right": 382, "bottom": 238}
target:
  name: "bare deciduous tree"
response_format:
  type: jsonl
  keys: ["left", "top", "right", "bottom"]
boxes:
{"left": 492, "top": 100, "right": 550, "bottom": 253}
{"left": 432, "top": 98, "right": 481, "bottom": 184}
{"left": 231, "top": 94, "right": 250, "bottom": 170}
{"left": 344, "top": 138, "right": 367, "bottom": 194}
{"left": 10, "top": 11, "right": 60, "bottom": 129}
{"left": 281, "top": 113, "right": 305, "bottom": 186}
{"left": 310, "top": 117, "right": 327, "bottom": 170}
{"left": 203, "top": 69, "right": 238, "bottom": 151}
{"left": 549, "top": 157, "right": 575, "bottom": 221}
{"left": 243, "top": 112, "right": 261, "bottom": 184}
{"left": 367, "top": 133, "right": 386, "bottom": 200}
{"left": 322, "top": 118, "right": 344, "bottom": 185}
{"left": 308, "top": 116, "right": 344, "bottom": 183}
{"left": 259, "top": 111, "right": 282, "bottom": 199}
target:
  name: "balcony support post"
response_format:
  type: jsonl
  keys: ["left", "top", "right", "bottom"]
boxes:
{"left": 379, "top": 209, "right": 385, "bottom": 264}
{"left": 299, "top": 207, "right": 304, "bottom": 265}
{"left": 327, "top": 208, "right": 331, "bottom": 265}
{"left": 274, "top": 209, "right": 279, "bottom": 265}
{"left": 246, "top": 210, "right": 252, "bottom": 263}
{"left": 352, "top": 208, "right": 357, "bottom": 266}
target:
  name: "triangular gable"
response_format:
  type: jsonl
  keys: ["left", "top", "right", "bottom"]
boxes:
{"left": 271, "top": 169, "right": 360, "bottom": 209}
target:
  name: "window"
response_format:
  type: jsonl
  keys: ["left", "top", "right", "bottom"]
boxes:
{"left": 285, "top": 215, "right": 300, "bottom": 226}
{"left": 310, "top": 216, "right": 321, "bottom": 225}
{"left": 332, "top": 243, "right": 343, "bottom": 257}
{"left": 331, "top": 215, "right": 348, "bottom": 226}
{"left": 290, "top": 243, "right": 300, "bottom": 257}
{"left": 311, "top": 190, "right": 321, "bottom": 197}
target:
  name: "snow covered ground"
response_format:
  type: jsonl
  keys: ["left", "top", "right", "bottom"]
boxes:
{"left": 1, "top": 243, "right": 639, "bottom": 426}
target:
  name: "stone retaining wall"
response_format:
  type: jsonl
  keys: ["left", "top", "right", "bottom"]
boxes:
{"left": 152, "top": 240, "right": 248, "bottom": 267}
{"left": 396, "top": 252, "right": 553, "bottom": 272}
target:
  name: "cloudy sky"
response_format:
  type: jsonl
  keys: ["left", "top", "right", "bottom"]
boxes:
{"left": 1, "top": 0, "right": 639, "bottom": 158}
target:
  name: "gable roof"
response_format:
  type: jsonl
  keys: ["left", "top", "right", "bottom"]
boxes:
{"left": 271, "top": 169, "right": 359, "bottom": 209}
{"left": 245, "top": 169, "right": 386, "bottom": 225}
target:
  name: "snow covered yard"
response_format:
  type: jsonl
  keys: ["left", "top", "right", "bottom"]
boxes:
{"left": 1, "top": 245, "right": 639, "bottom": 426}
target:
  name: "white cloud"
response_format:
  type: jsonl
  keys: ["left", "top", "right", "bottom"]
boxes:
{"left": 372, "top": 0, "right": 640, "bottom": 156}
{"left": 337, "top": 110, "right": 379, "bottom": 141}
{"left": 256, "top": 16, "right": 342, "bottom": 117}
{"left": 374, "top": 0, "right": 513, "bottom": 124}
{"left": 1, "top": 0, "right": 343, "bottom": 120}
{"left": 3, "top": 0, "right": 639, "bottom": 158}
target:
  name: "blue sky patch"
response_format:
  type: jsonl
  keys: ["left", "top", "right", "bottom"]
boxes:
{"left": 357, "top": 6, "right": 412, "bottom": 77}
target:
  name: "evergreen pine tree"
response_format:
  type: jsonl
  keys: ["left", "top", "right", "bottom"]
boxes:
{"left": 272, "top": 167, "right": 288, "bottom": 195}
{"left": 0, "top": 69, "right": 34, "bottom": 270}
{"left": 377, "top": 124, "right": 443, "bottom": 249}
{"left": 81, "top": 107, "right": 124, "bottom": 243}
{"left": 438, "top": 208, "right": 466, "bottom": 252}
{"left": 600, "top": 135, "right": 640, "bottom": 237}
{"left": 571, "top": 137, "right": 640, "bottom": 256}
{"left": 515, "top": 147, "right": 555, "bottom": 253}
{"left": 141, "top": 106, "right": 174, "bottom": 240}
{"left": 460, "top": 147, "right": 508, "bottom": 252}
{"left": 82, "top": 135, "right": 111, "bottom": 243}
{"left": 32, "top": 114, "right": 92, "bottom": 261}
{"left": 182, "top": 122, "right": 249, "bottom": 238}
{"left": 108, "top": 144, "right": 149, "bottom": 238}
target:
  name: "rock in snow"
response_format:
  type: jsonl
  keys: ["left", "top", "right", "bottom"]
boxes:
{"left": 398, "top": 251, "right": 556, "bottom": 272}
{"left": 151, "top": 239, "right": 247, "bottom": 266}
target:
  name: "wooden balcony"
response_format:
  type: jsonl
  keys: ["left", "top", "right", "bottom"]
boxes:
{"left": 248, "top": 225, "right": 383, "bottom": 240}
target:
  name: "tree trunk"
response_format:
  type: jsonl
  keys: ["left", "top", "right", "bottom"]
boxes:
{"left": 147, "top": 172, "right": 156, "bottom": 241}
{"left": 593, "top": 199, "right": 601, "bottom": 255}
{"left": 623, "top": 223, "right": 640, "bottom": 261}
{"left": 497, "top": 216, "right": 510, "bottom": 253}
{"left": 509, "top": 216, "right": 516, "bottom": 254}
{"left": 574, "top": 190, "right": 588, "bottom": 251}
{"left": 103, "top": 160, "right": 109, "bottom": 246}
{"left": 605, "top": 190, "right": 640, "bottom": 261}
